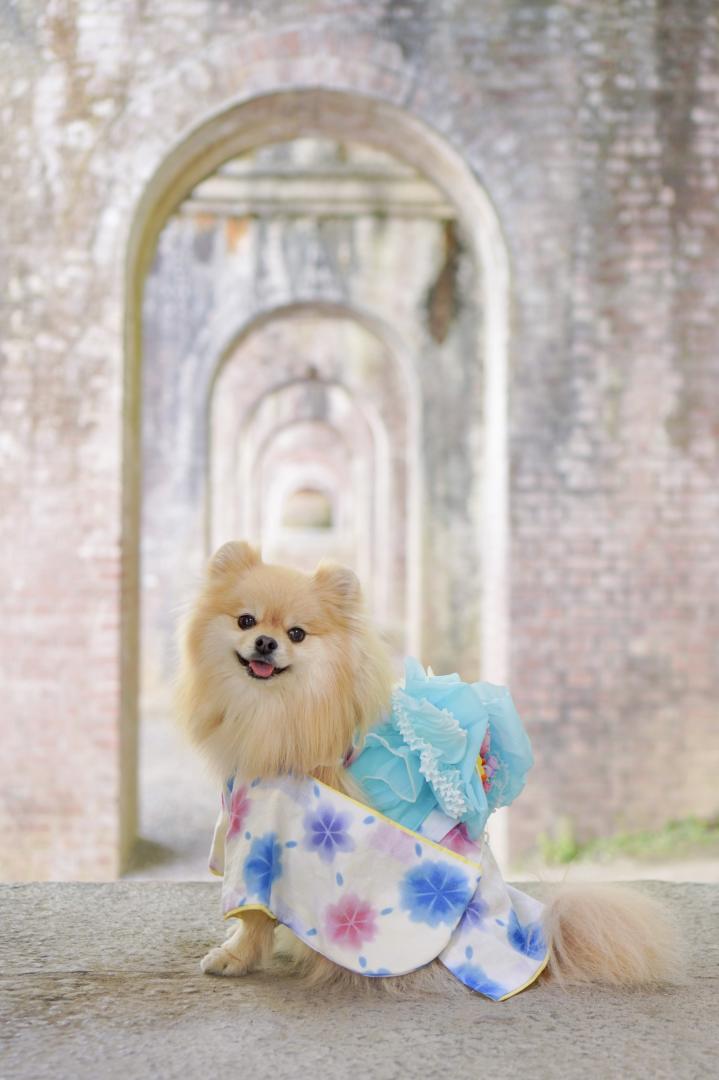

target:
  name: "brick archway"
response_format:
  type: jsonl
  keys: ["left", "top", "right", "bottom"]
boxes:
{"left": 207, "top": 310, "right": 410, "bottom": 641}
{"left": 124, "top": 89, "right": 510, "bottom": 870}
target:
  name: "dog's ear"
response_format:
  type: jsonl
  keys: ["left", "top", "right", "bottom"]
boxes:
{"left": 208, "top": 540, "right": 261, "bottom": 579}
{"left": 313, "top": 561, "right": 362, "bottom": 609}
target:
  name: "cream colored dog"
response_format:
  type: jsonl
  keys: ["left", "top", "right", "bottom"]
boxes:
{"left": 178, "top": 541, "right": 677, "bottom": 990}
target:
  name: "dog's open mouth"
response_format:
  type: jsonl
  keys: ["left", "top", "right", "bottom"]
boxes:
{"left": 236, "top": 652, "right": 288, "bottom": 680}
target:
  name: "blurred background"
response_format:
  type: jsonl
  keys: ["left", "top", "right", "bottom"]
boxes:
{"left": 1, "top": 1, "right": 717, "bottom": 885}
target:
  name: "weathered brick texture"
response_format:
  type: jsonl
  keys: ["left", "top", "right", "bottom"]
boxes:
{"left": 1, "top": 0, "right": 717, "bottom": 877}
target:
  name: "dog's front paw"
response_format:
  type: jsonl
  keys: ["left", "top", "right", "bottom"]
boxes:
{"left": 200, "top": 945, "right": 254, "bottom": 977}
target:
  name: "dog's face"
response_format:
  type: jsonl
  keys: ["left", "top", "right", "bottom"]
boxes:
{"left": 179, "top": 542, "right": 393, "bottom": 781}
{"left": 202, "top": 542, "right": 360, "bottom": 699}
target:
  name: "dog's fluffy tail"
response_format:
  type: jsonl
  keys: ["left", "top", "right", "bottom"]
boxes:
{"left": 544, "top": 884, "right": 679, "bottom": 987}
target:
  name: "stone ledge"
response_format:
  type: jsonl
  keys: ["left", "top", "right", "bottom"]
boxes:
{"left": 1, "top": 883, "right": 716, "bottom": 1080}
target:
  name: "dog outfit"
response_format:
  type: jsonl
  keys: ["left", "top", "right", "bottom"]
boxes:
{"left": 209, "top": 660, "right": 547, "bottom": 1001}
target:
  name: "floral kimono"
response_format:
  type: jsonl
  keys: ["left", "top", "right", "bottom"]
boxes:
{"left": 209, "top": 661, "right": 547, "bottom": 1001}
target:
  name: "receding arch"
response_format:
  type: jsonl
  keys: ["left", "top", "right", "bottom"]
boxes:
{"left": 202, "top": 298, "right": 421, "bottom": 437}
{"left": 207, "top": 312, "right": 405, "bottom": 626}
{"left": 281, "top": 485, "right": 336, "bottom": 530}
{"left": 200, "top": 303, "right": 419, "bottom": 598}
{"left": 123, "top": 87, "right": 511, "bottom": 868}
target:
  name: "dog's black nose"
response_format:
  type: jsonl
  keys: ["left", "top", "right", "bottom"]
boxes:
{"left": 254, "top": 635, "right": 278, "bottom": 655}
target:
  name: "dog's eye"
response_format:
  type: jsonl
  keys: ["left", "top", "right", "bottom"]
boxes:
{"left": 287, "top": 627, "right": 305, "bottom": 643}
{"left": 238, "top": 613, "right": 256, "bottom": 630}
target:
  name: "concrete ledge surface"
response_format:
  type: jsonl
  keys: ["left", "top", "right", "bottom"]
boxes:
{"left": 1, "top": 881, "right": 717, "bottom": 1080}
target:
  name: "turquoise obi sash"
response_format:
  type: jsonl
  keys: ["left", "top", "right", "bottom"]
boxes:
{"left": 347, "top": 659, "right": 533, "bottom": 841}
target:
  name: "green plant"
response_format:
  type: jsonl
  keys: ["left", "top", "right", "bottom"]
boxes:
{"left": 537, "top": 817, "right": 580, "bottom": 865}
{"left": 536, "top": 815, "right": 719, "bottom": 865}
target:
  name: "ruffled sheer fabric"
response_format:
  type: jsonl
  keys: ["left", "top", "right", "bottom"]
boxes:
{"left": 348, "top": 658, "right": 533, "bottom": 839}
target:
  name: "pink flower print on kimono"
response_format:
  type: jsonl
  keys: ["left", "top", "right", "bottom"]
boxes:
{"left": 440, "top": 823, "right": 481, "bottom": 859}
{"left": 226, "top": 784, "right": 251, "bottom": 841}
{"left": 368, "top": 822, "right": 417, "bottom": 863}
{"left": 325, "top": 893, "right": 378, "bottom": 949}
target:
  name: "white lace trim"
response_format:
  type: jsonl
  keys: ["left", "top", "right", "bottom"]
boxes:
{"left": 393, "top": 700, "right": 470, "bottom": 820}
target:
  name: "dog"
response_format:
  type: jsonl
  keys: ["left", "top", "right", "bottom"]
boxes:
{"left": 177, "top": 540, "right": 677, "bottom": 990}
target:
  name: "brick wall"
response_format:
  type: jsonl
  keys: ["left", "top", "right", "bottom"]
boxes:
{"left": 0, "top": 0, "right": 717, "bottom": 877}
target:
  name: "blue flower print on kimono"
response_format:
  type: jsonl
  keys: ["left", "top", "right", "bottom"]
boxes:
{"left": 452, "top": 961, "right": 507, "bottom": 1000}
{"left": 459, "top": 894, "right": 489, "bottom": 932}
{"left": 507, "top": 910, "right": 546, "bottom": 960}
{"left": 399, "top": 860, "right": 474, "bottom": 927}
{"left": 243, "top": 832, "right": 283, "bottom": 904}
{"left": 304, "top": 803, "right": 355, "bottom": 863}
{"left": 349, "top": 658, "right": 533, "bottom": 840}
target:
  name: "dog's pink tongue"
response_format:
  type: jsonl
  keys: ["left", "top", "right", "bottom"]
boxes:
{"left": 249, "top": 660, "right": 275, "bottom": 679}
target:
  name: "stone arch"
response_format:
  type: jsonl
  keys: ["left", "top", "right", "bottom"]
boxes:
{"left": 206, "top": 307, "right": 410, "bottom": 632}
{"left": 223, "top": 379, "right": 385, "bottom": 624}
{"left": 281, "top": 485, "right": 336, "bottom": 531}
{"left": 239, "top": 401, "right": 370, "bottom": 529}
{"left": 123, "top": 88, "right": 510, "bottom": 866}
{"left": 259, "top": 428, "right": 355, "bottom": 574}
{"left": 201, "top": 299, "right": 420, "bottom": 483}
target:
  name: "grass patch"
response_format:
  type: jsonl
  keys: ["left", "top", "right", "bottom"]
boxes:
{"left": 537, "top": 815, "right": 719, "bottom": 865}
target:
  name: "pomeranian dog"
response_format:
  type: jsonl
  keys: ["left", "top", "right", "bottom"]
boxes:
{"left": 177, "top": 540, "right": 677, "bottom": 991}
